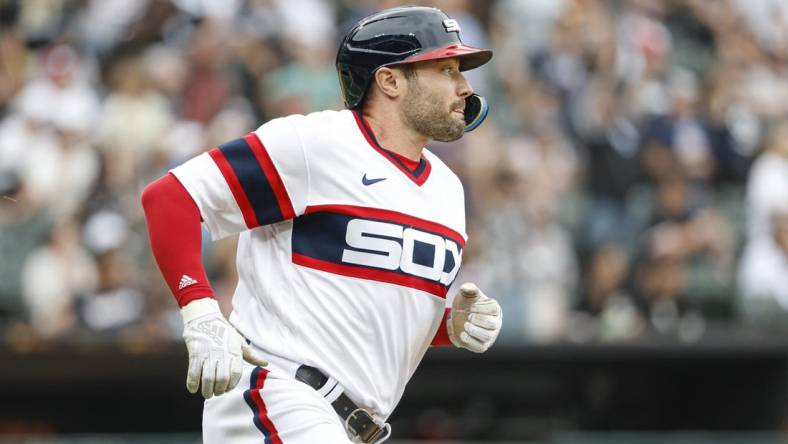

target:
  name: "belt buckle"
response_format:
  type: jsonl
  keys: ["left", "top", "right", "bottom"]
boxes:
{"left": 344, "top": 408, "right": 391, "bottom": 443}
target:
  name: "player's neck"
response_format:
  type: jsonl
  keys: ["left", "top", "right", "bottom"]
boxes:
{"left": 361, "top": 110, "right": 426, "bottom": 162}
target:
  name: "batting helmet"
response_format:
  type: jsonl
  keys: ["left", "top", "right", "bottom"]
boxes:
{"left": 336, "top": 6, "right": 492, "bottom": 130}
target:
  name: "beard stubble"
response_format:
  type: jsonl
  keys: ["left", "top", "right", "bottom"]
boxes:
{"left": 400, "top": 78, "right": 465, "bottom": 142}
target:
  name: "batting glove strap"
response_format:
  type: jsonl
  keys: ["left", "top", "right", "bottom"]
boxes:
{"left": 447, "top": 283, "right": 503, "bottom": 353}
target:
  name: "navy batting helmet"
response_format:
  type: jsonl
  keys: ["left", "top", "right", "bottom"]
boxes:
{"left": 336, "top": 6, "right": 492, "bottom": 130}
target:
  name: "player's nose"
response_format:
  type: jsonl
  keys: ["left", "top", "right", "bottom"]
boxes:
{"left": 456, "top": 74, "right": 473, "bottom": 99}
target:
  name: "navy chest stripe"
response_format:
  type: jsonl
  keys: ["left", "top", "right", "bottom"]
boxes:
{"left": 292, "top": 205, "right": 464, "bottom": 297}
{"left": 304, "top": 204, "right": 465, "bottom": 247}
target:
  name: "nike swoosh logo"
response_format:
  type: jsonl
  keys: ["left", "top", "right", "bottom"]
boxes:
{"left": 362, "top": 174, "right": 387, "bottom": 186}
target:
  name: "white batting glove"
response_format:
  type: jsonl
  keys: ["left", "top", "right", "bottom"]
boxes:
{"left": 447, "top": 283, "right": 502, "bottom": 353}
{"left": 181, "top": 298, "right": 268, "bottom": 399}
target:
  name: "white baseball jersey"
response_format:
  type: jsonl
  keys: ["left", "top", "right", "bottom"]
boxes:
{"left": 171, "top": 109, "right": 466, "bottom": 419}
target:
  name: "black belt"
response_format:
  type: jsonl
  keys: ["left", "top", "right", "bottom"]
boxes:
{"left": 295, "top": 365, "right": 387, "bottom": 443}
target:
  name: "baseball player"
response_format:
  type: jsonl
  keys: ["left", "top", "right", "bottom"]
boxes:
{"left": 142, "top": 6, "right": 502, "bottom": 443}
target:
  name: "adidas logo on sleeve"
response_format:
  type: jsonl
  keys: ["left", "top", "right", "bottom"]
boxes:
{"left": 178, "top": 274, "right": 198, "bottom": 290}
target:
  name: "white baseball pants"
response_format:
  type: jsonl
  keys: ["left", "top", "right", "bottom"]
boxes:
{"left": 202, "top": 354, "right": 353, "bottom": 444}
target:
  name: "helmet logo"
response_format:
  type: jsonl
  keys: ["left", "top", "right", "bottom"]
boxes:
{"left": 443, "top": 19, "right": 461, "bottom": 33}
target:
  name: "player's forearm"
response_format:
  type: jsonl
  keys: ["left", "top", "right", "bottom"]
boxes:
{"left": 142, "top": 173, "right": 214, "bottom": 307}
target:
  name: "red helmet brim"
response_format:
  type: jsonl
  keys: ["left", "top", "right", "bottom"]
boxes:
{"left": 397, "top": 44, "right": 493, "bottom": 71}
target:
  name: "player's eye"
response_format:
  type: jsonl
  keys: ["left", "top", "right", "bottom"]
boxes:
{"left": 442, "top": 67, "right": 455, "bottom": 76}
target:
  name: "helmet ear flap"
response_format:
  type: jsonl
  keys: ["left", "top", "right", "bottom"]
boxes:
{"left": 464, "top": 94, "right": 489, "bottom": 132}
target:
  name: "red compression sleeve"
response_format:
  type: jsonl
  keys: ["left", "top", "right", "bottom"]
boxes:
{"left": 431, "top": 308, "right": 452, "bottom": 346}
{"left": 142, "top": 173, "right": 214, "bottom": 307}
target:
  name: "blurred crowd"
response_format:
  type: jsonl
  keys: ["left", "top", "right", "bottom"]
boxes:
{"left": 1, "top": 0, "right": 787, "bottom": 350}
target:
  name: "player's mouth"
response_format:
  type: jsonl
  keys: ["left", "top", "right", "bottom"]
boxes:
{"left": 451, "top": 100, "right": 465, "bottom": 119}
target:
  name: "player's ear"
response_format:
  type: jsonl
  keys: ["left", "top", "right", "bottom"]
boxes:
{"left": 372, "top": 67, "right": 403, "bottom": 100}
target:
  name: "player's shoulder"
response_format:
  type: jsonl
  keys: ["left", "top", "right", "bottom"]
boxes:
{"left": 255, "top": 110, "right": 354, "bottom": 152}
{"left": 256, "top": 109, "right": 351, "bottom": 132}
{"left": 303, "top": 108, "right": 352, "bottom": 124}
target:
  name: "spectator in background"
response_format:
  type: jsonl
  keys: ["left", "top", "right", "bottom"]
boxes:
{"left": 13, "top": 0, "right": 69, "bottom": 44}
{"left": 0, "top": 173, "right": 52, "bottom": 326}
{"left": 515, "top": 172, "right": 579, "bottom": 343}
{"left": 578, "top": 243, "right": 643, "bottom": 342}
{"left": 14, "top": 45, "right": 101, "bottom": 130}
{"left": 490, "top": 0, "right": 567, "bottom": 70}
{"left": 702, "top": 68, "right": 757, "bottom": 184}
{"left": 0, "top": 76, "right": 58, "bottom": 178}
{"left": 572, "top": 80, "right": 643, "bottom": 252}
{"left": 468, "top": 127, "right": 580, "bottom": 343}
{"left": 616, "top": 0, "right": 673, "bottom": 97}
{"left": 733, "top": 0, "right": 788, "bottom": 57}
{"left": 0, "top": 30, "right": 28, "bottom": 110}
{"left": 77, "top": 249, "right": 146, "bottom": 339}
{"left": 21, "top": 219, "right": 97, "bottom": 340}
{"left": 261, "top": 0, "right": 341, "bottom": 117}
{"left": 26, "top": 90, "right": 100, "bottom": 219}
{"left": 203, "top": 98, "right": 257, "bottom": 149}
{"left": 76, "top": 211, "right": 147, "bottom": 343}
{"left": 99, "top": 55, "right": 174, "bottom": 190}
{"left": 262, "top": 37, "right": 342, "bottom": 117}
{"left": 642, "top": 68, "right": 716, "bottom": 185}
{"left": 77, "top": 0, "right": 150, "bottom": 55}
{"left": 4, "top": 45, "right": 101, "bottom": 216}
{"left": 142, "top": 44, "right": 189, "bottom": 104}
{"left": 633, "top": 171, "right": 735, "bottom": 335}
{"left": 225, "top": 25, "right": 280, "bottom": 123}
{"left": 180, "top": 20, "right": 231, "bottom": 124}
{"left": 531, "top": 1, "right": 598, "bottom": 102}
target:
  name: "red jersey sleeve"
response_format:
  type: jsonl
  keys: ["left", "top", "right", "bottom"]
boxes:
{"left": 141, "top": 173, "right": 214, "bottom": 307}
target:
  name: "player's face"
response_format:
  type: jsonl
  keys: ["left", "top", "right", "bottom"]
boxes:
{"left": 399, "top": 58, "right": 473, "bottom": 142}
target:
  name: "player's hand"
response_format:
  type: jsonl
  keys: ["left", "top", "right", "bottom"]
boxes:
{"left": 181, "top": 298, "right": 268, "bottom": 399}
{"left": 447, "top": 283, "right": 502, "bottom": 353}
